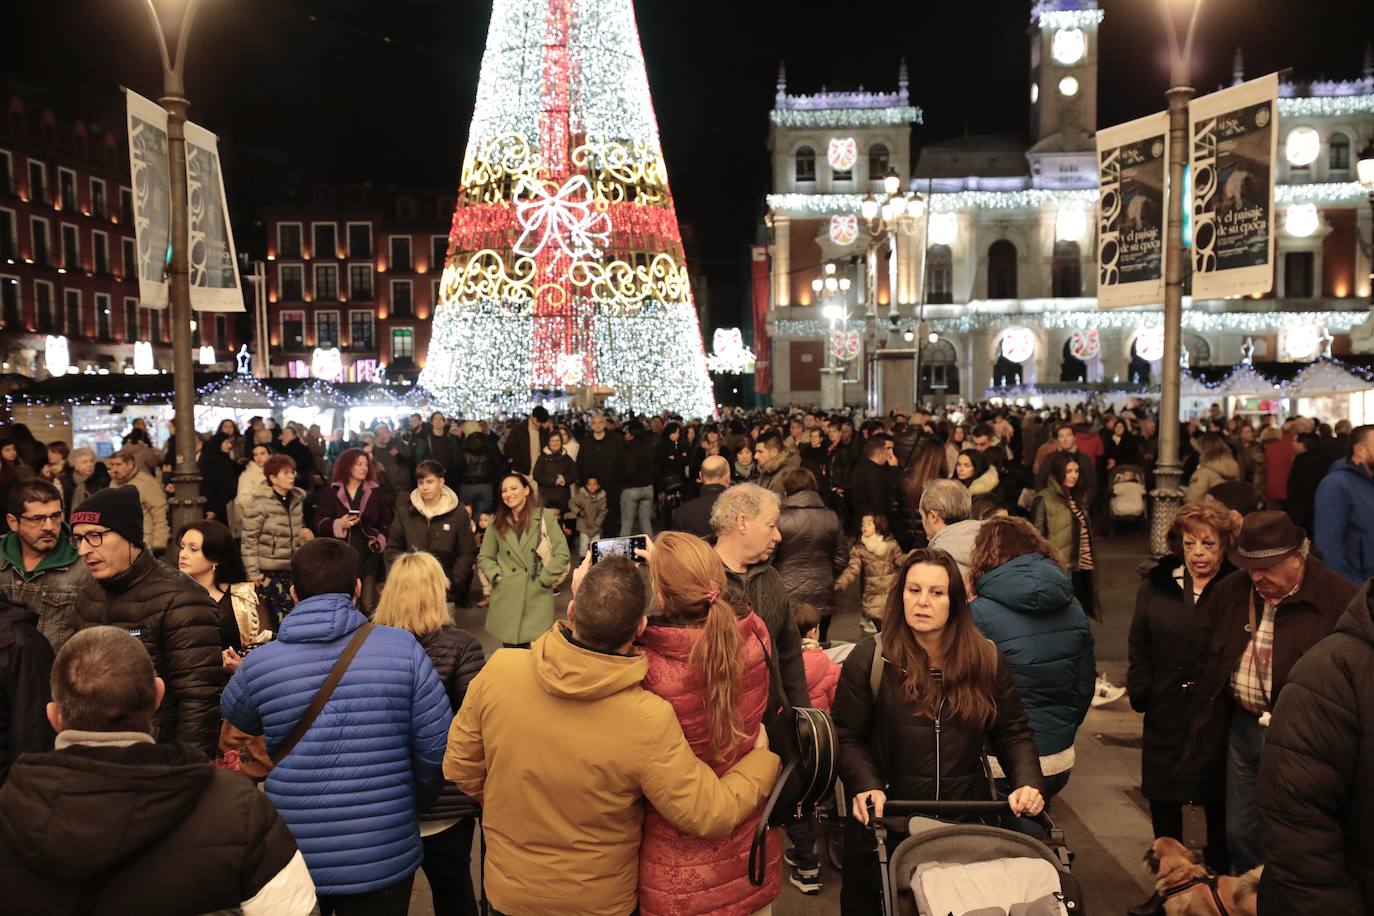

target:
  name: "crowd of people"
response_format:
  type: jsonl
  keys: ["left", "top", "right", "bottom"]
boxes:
{"left": 0, "top": 397, "right": 1369, "bottom": 915}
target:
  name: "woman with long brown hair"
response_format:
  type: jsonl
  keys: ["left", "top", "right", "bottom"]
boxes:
{"left": 892, "top": 438, "right": 946, "bottom": 550}
{"left": 636, "top": 531, "right": 777, "bottom": 915}
{"left": 477, "top": 472, "right": 569, "bottom": 648}
{"left": 315, "top": 446, "right": 392, "bottom": 611}
{"left": 834, "top": 548, "right": 1044, "bottom": 914}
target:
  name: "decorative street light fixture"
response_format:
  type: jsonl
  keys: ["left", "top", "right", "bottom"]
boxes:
{"left": 139, "top": 0, "right": 206, "bottom": 533}
{"left": 813, "top": 262, "right": 852, "bottom": 410}
{"left": 860, "top": 169, "right": 925, "bottom": 412}
{"left": 1358, "top": 139, "right": 1374, "bottom": 309}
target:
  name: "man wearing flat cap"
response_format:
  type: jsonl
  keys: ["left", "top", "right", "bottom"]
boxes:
{"left": 1183, "top": 510, "right": 1358, "bottom": 874}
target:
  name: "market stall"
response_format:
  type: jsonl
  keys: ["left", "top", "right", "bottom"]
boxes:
{"left": 1289, "top": 360, "right": 1374, "bottom": 426}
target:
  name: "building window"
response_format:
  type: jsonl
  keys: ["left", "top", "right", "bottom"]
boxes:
{"left": 277, "top": 222, "right": 302, "bottom": 258}
{"left": 93, "top": 230, "right": 109, "bottom": 275}
{"left": 1284, "top": 251, "right": 1314, "bottom": 298}
{"left": 1, "top": 276, "right": 19, "bottom": 328}
{"left": 312, "top": 222, "right": 337, "bottom": 260}
{"left": 150, "top": 307, "right": 163, "bottom": 343}
{"left": 391, "top": 326, "right": 415, "bottom": 361}
{"left": 281, "top": 310, "right": 305, "bottom": 351}
{"left": 347, "top": 222, "right": 372, "bottom": 258}
{"left": 119, "top": 187, "right": 133, "bottom": 223}
{"left": 121, "top": 236, "right": 135, "bottom": 279}
{"left": 27, "top": 160, "right": 46, "bottom": 204}
{"left": 58, "top": 167, "right": 77, "bottom": 211}
{"left": 0, "top": 150, "right": 11, "bottom": 194}
{"left": 64, "top": 289, "right": 82, "bottom": 336}
{"left": 987, "top": 240, "right": 1018, "bottom": 299}
{"left": 124, "top": 297, "right": 138, "bottom": 341}
{"left": 95, "top": 292, "right": 111, "bottom": 340}
{"left": 36, "top": 281, "right": 55, "bottom": 332}
{"left": 1051, "top": 241, "right": 1082, "bottom": 298}
{"left": 795, "top": 147, "right": 816, "bottom": 183}
{"left": 279, "top": 264, "right": 303, "bottom": 301}
{"left": 91, "top": 178, "right": 107, "bottom": 219}
{"left": 391, "top": 279, "right": 413, "bottom": 318}
{"left": 431, "top": 235, "right": 449, "bottom": 272}
{"left": 348, "top": 263, "right": 374, "bottom": 300}
{"left": 926, "top": 244, "right": 953, "bottom": 304}
{"left": 1329, "top": 134, "right": 1350, "bottom": 173}
{"left": 869, "top": 144, "right": 890, "bottom": 184}
{"left": 316, "top": 310, "right": 340, "bottom": 348}
{"left": 390, "top": 235, "right": 412, "bottom": 272}
{"left": 215, "top": 315, "right": 227, "bottom": 348}
{"left": 396, "top": 196, "right": 416, "bottom": 221}
{"left": 31, "top": 217, "right": 50, "bottom": 265}
{"left": 350, "top": 310, "right": 375, "bottom": 350}
{"left": 0, "top": 208, "right": 15, "bottom": 260}
{"left": 313, "top": 264, "right": 338, "bottom": 301}
{"left": 60, "top": 224, "right": 79, "bottom": 270}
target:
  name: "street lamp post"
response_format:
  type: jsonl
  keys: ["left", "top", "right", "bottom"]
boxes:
{"left": 813, "top": 262, "right": 851, "bottom": 410}
{"left": 1150, "top": 0, "right": 1204, "bottom": 557}
{"left": 141, "top": 0, "right": 205, "bottom": 534}
{"left": 860, "top": 170, "right": 925, "bottom": 414}
{"left": 1358, "top": 141, "right": 1374, "bottom": 309}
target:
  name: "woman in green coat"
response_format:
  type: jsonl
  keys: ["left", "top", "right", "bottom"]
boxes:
{"left": 479, "top": 473, "right": 570, "bottom": 647}
{"left": 1031, "top": 451, "right": 1100, "bottom": 620}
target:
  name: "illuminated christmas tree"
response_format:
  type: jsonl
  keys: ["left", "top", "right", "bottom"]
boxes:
{"left": 420, "top": 0, "right": 715, "bottom": 418}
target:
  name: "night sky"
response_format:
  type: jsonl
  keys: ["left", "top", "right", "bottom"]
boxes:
{"left": 9, "top": 0, "right": 1374, "bottom": 327}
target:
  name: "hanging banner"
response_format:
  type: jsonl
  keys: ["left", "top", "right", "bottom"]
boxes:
{"left": 184, "top": 121, "right": 245, "bottom": 312}
{"left": 1096, "top": 111, "right": 1168, "bottom": 309}
{"left": 1189, "top": 73, "right": 1278, "bottom": 300}
{"left": 750, "top": 245, "right": 771, "bottom": 395}
{"left": 125, "top": 89, "right": 171, "bottom": 309}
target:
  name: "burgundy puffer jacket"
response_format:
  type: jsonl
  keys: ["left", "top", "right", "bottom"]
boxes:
{"left": 637, "top": 611, "right": 779, "bottom": 916}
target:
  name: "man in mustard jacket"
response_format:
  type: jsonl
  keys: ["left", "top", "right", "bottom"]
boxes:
{"left": 444, "top": 555, "right": 781, "bottom": 916}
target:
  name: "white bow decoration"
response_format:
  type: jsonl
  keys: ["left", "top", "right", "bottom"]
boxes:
{"left": 513, "top": 175, "right": 612, "bottom": 263}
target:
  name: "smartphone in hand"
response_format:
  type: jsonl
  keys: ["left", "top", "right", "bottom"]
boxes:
{"left": 590, "top": 535, "right": 648, "bottom": 564}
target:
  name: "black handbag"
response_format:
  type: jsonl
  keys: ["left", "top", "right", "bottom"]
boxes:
{"left": 748, "top": 633, "right": 837, "bottom": 886}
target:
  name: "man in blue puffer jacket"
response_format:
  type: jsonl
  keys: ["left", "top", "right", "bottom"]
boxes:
{"left": 222, "top": 538, "right": 452, "bottom": 914}
{"left": 966, "top": 517, "right": 1095, "bottom": 798}
{"left": 1313, "top": 425, "right": 1374, "bottom": 585}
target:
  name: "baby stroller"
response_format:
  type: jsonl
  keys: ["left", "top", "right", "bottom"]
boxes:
{"left": 871, "top": 799, "right": 1083, "bottom": 916}
{"left": 1107, "top": 463, "right": 1148, "bottom": 534}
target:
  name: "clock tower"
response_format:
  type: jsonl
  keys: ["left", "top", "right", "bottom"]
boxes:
{"left": 1027, "top": 1, "right": 1102, "bottom": 185}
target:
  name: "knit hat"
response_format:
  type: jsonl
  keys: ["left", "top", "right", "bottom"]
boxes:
{"left": 70, "top": 485, "right": 144, "bottom": 547}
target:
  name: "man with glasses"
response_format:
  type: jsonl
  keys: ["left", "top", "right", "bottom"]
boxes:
{"left": 0, "top": 480, "right": 88, "bottom": 650}
{"left": 69, "top": 486, "right": 223, "bottom": 756}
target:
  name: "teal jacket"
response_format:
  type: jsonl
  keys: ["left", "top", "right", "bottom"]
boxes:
{"left": 971, "top": 553, "right": 1095, "bottom": 757}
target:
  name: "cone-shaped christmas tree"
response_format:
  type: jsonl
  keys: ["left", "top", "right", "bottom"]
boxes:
{"left": 420, "top": 0, "right": 715, "bottom": 418}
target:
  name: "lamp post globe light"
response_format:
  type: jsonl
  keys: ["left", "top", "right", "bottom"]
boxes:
{"left": 140, "top": 0, "right": 207, "bottom": 532}
{"left": 860, "top": 168, "right": 926, "bottom": 413}
{"left": 815, "top": 262, "right": 851, "bottom": 410}
{"left": 1359, "top": 140, "right": 1374, "bottom": 309}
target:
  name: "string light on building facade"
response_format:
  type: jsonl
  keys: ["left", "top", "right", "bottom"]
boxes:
{"left": 768, "top": 107, "right": 922, "bottom": 130}
{"left": 1032, "top": 7, "right": 1105, "bottom": 30}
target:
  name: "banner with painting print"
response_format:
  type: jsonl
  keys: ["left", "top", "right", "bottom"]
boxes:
{"left": 125, "top": 89, "right": 171, "bottom": 308}
{"left": 1189, "top": 73, "right": 1278, "bottom": 300}
{"left": 1096, "top": 112, "right": 1168, "bottom": 309}
{"left": 184, "top": 121, "right": 245, "bottom": 311}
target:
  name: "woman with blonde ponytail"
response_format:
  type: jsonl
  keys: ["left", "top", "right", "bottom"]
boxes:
{"left": 637, "top": 531, "right": 780, "bottom": 916}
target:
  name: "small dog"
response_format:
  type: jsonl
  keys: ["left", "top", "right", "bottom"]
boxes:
{"left": 1144, "top": 837, "right": 1261, "bottom": 916}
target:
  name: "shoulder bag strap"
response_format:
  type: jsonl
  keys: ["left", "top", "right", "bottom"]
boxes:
{"left": 869, "top": 632, "right": 886, "bottom": 699}
{"left": 271, "top": 623, "right": 375, "bottom": 764}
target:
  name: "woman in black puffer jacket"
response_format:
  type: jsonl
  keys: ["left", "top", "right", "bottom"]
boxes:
{"left": 773, "top": 467, "right": 848, "bottom": 641}
{"left": 375, "top": 552, "right": 486, "bottom": 916}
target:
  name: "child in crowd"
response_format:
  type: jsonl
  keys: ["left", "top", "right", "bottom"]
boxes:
{"left": 784, "top": 601, "right": 841, "bottom": 895}
{"left": 834, "top": 513, "right": 905, "bottom": 634}
{"left": 568, "top": 475, "right": 608, "bottom": 557}
{"left": 474, "top": 511, "right": 494, "bottom": 608}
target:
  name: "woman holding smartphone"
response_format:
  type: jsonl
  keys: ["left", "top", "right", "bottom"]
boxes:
{"left": 316, "top": 447, "right": 393, "bottom": 612}
{"left": 478, "top": 473, "right": 569, "bottom": 648}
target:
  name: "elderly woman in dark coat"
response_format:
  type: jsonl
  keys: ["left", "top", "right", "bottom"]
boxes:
{"left": 774, "top": 467, "right": 849, "bottom": 641}
{"left": 1128, "top": 501, "right": 1238, "bottom": 880}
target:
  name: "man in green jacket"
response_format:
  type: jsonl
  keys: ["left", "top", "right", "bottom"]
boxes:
{"left": 0, "top": 479, "right": 88, "bottom": 650}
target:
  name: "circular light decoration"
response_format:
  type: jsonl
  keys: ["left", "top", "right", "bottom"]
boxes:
{"left": 44, "top": 335, "right": 69, "bottom": 376}
{"left": 1135, "top": 327, "right": 1165, "bottom": 361}
{"left": 1284, "top": 127, "right": 1320, "bottom": 167}
{"left": 1069, "top": 329, "right": 1100, "bottom": 360}
{"left": 1055, "top": 206, "right": 1088, "bottom": 242}
{"left": 1058, "top": 76, "right": 1079, "bottom": 98}
{"left": 827, "top": 137, "right": 858, "bottom": 172}
{"left": 1284, "top": 203, "right": 1319, "bottom": 238}
{"left": 831, "top": 329, "right": 862, "bottom": 362}
{"left": 133, "top": 340, "right": 155, "bottom": 375}
{"left": 928, "top": 212, "right": 959, "bottom": 246}
{"left": 706, "top": 328, "right": 756, "bottom": 375}
{"left": 311, "top": 346, "right": 343, "bottom": 382}
{"left": 1051, "top": 28, "right": 1087, "bottom": 65}
{"left": 197, "top": 345, "right": 215, "bottom": 366}
{"left": 829, "top": 214, "right": 859, "bottom": 247}
{"left": 1282, "top": 325, "right": 1321, "bottom": 361}
{"left": 1030, "top": 83, "right": 1039, "bottom": 105}
{"left": 999, "top": 327, "right": 1037, "bottom": 363}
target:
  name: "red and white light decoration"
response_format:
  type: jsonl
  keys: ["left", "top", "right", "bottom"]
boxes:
{"left": 999, "top": 327, "right": 1037, "bottom": 363}
{"left": 831, "top": 329, "right": 862, "bottom": 362}
{"left": 828, "top": 137, "right": 858, "bottom": 172}
{"left": 706, "top": 328, "right": 756, "bottom": 375}
{"left": 1135, "top": 328, "right": 1165, "bottom": 362}
{"left": 1068, "top": 329, "right": 1099, "bottom": 360}
{"left": 829, "top": 214, "right": 859, "bottom": 247}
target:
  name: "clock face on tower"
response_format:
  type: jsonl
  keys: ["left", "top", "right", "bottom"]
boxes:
{"left": 1051, "top": 28, "right": 1086, "bottom": 65}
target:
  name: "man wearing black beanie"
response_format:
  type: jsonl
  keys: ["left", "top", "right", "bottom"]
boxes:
{"left": 69, "top": 486, "right": 224, "bottom": 756}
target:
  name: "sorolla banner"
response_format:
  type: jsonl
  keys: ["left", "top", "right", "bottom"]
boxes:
{"left": 184, "top": 122, "right": 244, "bottom": 312}
{"left": 125, "top": 89, "right": 171, "bottom": 309}
{"left": 1189, "top": 73, "right": 1279, "bottom": 300}
{"left": 1096, "top": 112, "right": 1169, "bottom": 309}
